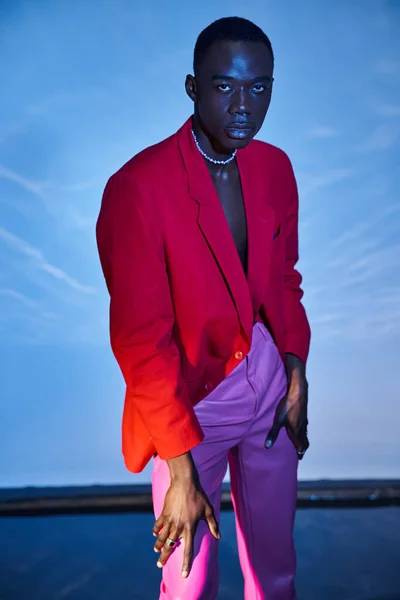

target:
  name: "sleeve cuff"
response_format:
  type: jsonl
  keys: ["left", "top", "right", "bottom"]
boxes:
{"left": 284, "top": 334, "right": 310, "bottom": 365}
{"left": 153, "top": 414, "right": 205, "bottom": 460}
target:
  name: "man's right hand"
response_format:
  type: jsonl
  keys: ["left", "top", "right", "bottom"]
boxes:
{"left": 152, "top": 452, "right": 220, "bottom": 578}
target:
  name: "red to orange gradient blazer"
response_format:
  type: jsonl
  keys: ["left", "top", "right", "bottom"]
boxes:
{"left": 96, "top": 117, "right": 311, "bottom": 473}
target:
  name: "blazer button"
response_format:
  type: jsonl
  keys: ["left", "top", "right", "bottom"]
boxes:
{"left": 204, "top": 382, "right": 213, "bottom": 392}
{"left": 234, "top": 351, "right": 244, "bottom": 360}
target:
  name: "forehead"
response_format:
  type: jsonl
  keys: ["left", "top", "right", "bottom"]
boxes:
{"left": 200, "top": 40, "right": 273, "bottom": 78}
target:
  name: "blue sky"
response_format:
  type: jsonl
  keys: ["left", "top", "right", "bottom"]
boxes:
{"left": 0, "top": 0, "right": 399, "bottom": 487}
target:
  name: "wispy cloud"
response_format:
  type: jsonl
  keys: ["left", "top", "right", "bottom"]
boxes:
{"left": 325, "top": 241, "right": 400, "bottom": 291}
{"left": 344, "top": 243, "right": 400, "bottom": 275}
{"left": 65, "top": 209, "right": 96, "bottom": 232}
{"left": 384, "top": 204, "right": 400, "bottom": 217}
{"left": 0, "top": 164, "right": 96, "bottom": 231}
{"left": 310, "top": 286, "right": 400, "bottom": 342}
{"left": 0, "top": 288, "right": 56, "bottom": 320}
{"left": 298, "top": 169, "right": 352, "bottom": 197}
{"left": 0, "top": 164, "right": 99, "bottom": 197}
{"left": 331, "top": 204, "right": 400, "bottom": 248}
{"left": 0, "top": 122, "right": 26, "bottom": 144}
{"left": 0, "top": 226, "right": 96, "bottom": 294}
{"left": 358, "top": 123, "right": 400, "bottom": 151}
{"left": 57, "top": 180, "right": 100, "bottom": 193}
{"left": 0, "top": 163, "right": 64, "bottom": 225}
{"left": 307, "top": 126, "right": 338, "bottom": 139}
{"left": 375, "top": 60, "right": 400, "bottom": 75}
{"left": 0, "top": 164, "right": 49, "bottom": 198}
{"left": 331, "top": 220, "right": 376, "bottom": 248}
{"left": 373, "top": 103, "right": 400, "bottom": 117}
{"left": 310, "top": 312, "right": 346, "bottom": 325}
{"left": 310, "top": 193, "right": 400, "bottom": 342}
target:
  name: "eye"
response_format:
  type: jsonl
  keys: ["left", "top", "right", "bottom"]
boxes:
{"left": 217, "top": 83, "right": 232, "bottom": 92}
{"left": 252, "top": 84, "right": 267, "bottom": 93}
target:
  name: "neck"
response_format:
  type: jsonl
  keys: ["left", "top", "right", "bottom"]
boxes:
{"left": 191, "top": 115, "right": 234, "bottom": 163}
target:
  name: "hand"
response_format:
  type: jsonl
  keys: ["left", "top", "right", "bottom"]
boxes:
{"left": 153, "top": 454, "right": 220, "bottom": 578}
{"left": 265, "top": 353, "right": 309, "bottom": 459}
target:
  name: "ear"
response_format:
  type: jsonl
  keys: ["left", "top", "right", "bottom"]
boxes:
{"left": 185, "top": 74, "right": 197, "bottom": 102}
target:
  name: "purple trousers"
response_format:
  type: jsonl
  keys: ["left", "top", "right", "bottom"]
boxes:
{"left": 152, "top": 323, "right": 298, "bottom": 599}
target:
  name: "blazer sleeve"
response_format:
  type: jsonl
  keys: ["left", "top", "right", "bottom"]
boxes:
{"left": 96, "top": 171, "right": 204, "bottom": 459}
{"left": 283, "top": 159, "right": 311, "bottom": 364}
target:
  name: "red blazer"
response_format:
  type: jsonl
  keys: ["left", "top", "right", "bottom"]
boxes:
{"left": 96, "top": 116, "right": 311, "bottom": 473}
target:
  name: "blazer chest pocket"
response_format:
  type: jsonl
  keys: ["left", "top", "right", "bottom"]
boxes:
{"left": 272, "top": 223, "right": 281, "bottom": 240}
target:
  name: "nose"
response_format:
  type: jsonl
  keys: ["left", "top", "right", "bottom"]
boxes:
{"left": 229, "top": 87, "right": 251, "bottom": 115}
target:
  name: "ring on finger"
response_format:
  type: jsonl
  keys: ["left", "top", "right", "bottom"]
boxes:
{"left": 166, "top": 538, "right": 177, "bottom": 548}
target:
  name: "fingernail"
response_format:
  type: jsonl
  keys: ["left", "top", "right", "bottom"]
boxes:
{"left": 265, "top": 439, "right": 273, "bottom": 448}
{"left": 182, "top": 570, "right": 188, "bottom": 578}
{"left": 157, "top": 561, "right": 163, "bottom": 568}
{"left": 153, "top": 532, "right": 157, "bottom": 537}
{"left": 154, "top": 547, "right": 159, "bottom": 553}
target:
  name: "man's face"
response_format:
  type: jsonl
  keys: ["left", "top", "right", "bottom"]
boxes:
{"left": 187, "top": 40, "right": 274, "bottom": 152}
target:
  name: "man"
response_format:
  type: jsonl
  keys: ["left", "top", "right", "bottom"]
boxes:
{"left": 96, "top": 16, "right": 310, "bottom": 600}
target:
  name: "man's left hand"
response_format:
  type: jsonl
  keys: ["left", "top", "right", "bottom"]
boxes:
{"left": 264, "top": 353, "right": 309, "bottom": 459}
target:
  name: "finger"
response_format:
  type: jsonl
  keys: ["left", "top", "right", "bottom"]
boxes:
{"left": 300, "top": 429, "right": 310, "bottom": 450}
{"left": 296, "top": 421, "right": 310, "bottom": 450}
{"left": 287, "top": 425, "right": 303, "bottom": 452}
{"left": 265, "top": 415, "right": 284, "bottom": 449}
{"left": 298, "top": 435, "right": 310, "bottom": 460}
{"left": 205, "top": 506, "right": 220, "bottom": 540}
{"left": 287, "top": 427, "right": 309, "bottom": 460}
{"left": 181, "top": 528, "right": 194, "bottom": 578}
{"left": 153, "top": 524, "right": 172, "bottom": 553}
{"left": 152, "top": 515, "right": 164, "bottom": 538}
{"left": 157, "top": 530, "right": 180, "bottom": 569}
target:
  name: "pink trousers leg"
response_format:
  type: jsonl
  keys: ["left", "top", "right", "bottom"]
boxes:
{"left": 152, "top": 424, "right": 237, "bottom": 599}
{"left": 229, "top": 326, "right": 298, "bottom": 599}
{"left": 152, "top": 323, "right": 298, "bottom": 600}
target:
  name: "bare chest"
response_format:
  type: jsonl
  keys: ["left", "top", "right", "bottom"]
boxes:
{"left": 211, "top": 172, "right": 248, "bottom": 273}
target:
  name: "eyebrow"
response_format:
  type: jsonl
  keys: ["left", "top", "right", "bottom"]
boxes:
{"left": 211, "top": 74, "right": 272, "bottom": 82}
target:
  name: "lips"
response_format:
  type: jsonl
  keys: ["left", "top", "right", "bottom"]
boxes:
{"left": 225, "top": 122, "right": 253, "bottom": 130}
{"left": 224, "top": 123, "right": 254, "bottom": 140}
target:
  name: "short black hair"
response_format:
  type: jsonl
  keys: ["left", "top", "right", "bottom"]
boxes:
{"left": 193, "top": 16, "right": 274, "bottom": 76}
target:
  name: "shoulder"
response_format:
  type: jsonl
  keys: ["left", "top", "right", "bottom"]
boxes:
{"left": 249, "top": 138, "right": 294, "bottom": 176}
{"left": 245, "top": 139, "right": 298, "bottom": 215}
{"left": 106, "top": 131, "right": 179, "bottom": 190}
{"left": 99, "top": 132, "right": 181, "bottom": 228}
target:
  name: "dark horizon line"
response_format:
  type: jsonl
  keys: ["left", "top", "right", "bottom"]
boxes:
{"left": 1, "top": 477, "right": 399, "bottom": 493}
{"left": 1, "top": 479, "right": 399, "bottom": 516}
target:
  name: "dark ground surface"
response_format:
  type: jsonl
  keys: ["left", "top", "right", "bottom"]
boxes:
{"left": 0, "top": 507, "right": 399, "bottom": 600}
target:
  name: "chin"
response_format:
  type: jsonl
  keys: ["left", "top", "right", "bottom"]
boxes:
{"left": 224, "top": 136, "right": 255, "bottom": 152}
{"left": 222, "top": 129, "right": 256, "bottom": 151}
{"left": 235, "top": 137, "right": 254, "bottom": 149}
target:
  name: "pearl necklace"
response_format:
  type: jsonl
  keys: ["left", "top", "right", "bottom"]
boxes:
{"left": 191, "top": 129, "right": 237, "bottom": 165}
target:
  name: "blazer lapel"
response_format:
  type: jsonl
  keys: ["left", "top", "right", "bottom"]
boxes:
{"left": 177, "top": 118, "right": 254, "bottom": 343}
{"left": 236, "top": 146, "right": 277, "bottom": 317}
